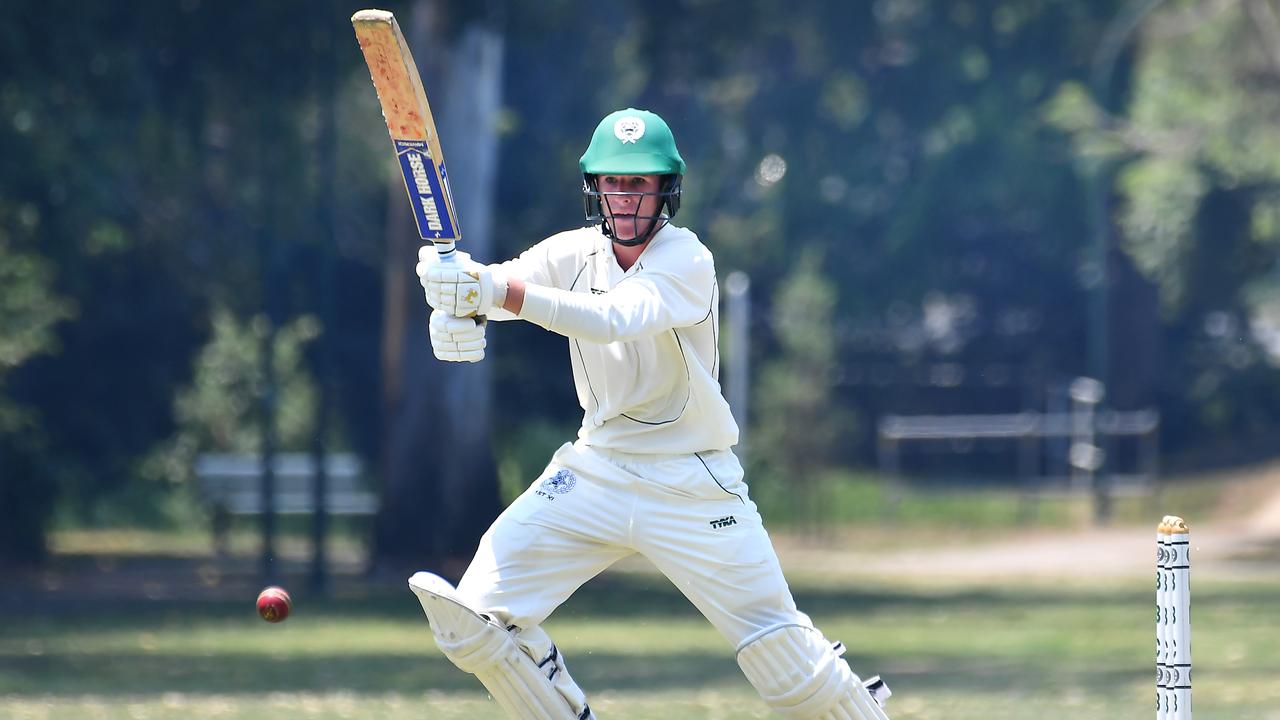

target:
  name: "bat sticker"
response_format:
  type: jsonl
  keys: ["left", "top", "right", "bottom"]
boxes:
{"left": 394, "top": 139, "right": 458, "bottom": 240}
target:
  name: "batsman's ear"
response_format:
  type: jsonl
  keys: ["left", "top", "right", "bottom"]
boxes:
{"left": 662, "top": 174, "right": 682, "bottom": 218}
{"left": 582, "top": 175, "right": 604, "bottom": 224}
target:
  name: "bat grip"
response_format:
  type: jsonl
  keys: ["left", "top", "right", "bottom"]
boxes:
{"left": 434, "top": 241, "right": 458, "bottom": 263}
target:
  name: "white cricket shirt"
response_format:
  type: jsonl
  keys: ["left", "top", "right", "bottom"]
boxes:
{"left": 490, "top": 224, "right": 738, "bottom": 454}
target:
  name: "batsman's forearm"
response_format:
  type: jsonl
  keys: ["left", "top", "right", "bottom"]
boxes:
{"left": 515, "top": 282, "right": 664, "bottom": 344}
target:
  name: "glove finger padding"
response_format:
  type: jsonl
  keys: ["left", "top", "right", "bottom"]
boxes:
{"left": 429, "top": 310, "right": 487, "bottom": 363}
{"left": 430, "top": 312, "right": 485, "bottom": 339}
{"left": 417, "top": 249, "right": 475, "bottom": 311}
{"left": 432, "top": 338, "right": 486, "bottom": 362}
{"left": 426, "top": 265, "right": 489, "bottom": 318}
{"left": 430, "top": 331, "right": 487, "bottom": 351}
{"left": 435, "top": 344, "right": 484, "bottom": 362}
{"left": 446, "top": 337, "right": 487, "bottom": 353}
{"left": 440, "top": 314, "right": 484, "bottom": 335}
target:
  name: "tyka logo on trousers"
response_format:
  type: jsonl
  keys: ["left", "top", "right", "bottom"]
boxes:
{"left": 709, "top": 516, "right": 737, "bottom": 529}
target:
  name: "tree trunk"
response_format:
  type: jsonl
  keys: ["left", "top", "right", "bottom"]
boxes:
{"left": 374, "top": 0, "right": 505, "bottom": 576}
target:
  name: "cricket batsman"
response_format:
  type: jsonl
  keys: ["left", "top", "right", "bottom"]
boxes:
{"left": 412, "top": 108, "right": 891, "bottom": 720}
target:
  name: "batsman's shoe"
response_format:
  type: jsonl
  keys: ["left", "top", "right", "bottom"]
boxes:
{"left": 862, "top": 675, "right": 891, "bottom": 708}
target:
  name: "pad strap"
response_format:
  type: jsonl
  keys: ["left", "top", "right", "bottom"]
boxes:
{"left": 408, "top": 572, "right": 594, "bottom": 720}
{"left": 736, "top": 623, "right": 891, "bottom": 720}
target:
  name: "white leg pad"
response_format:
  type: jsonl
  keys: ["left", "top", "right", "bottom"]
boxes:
{"left": 736, "top": 624, "right": 890, "bottom": 720}
{"left": 408, "top": 572, "right": 594, "bottom": 720}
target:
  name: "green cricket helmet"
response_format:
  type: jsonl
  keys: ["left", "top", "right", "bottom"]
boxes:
{"left": 580, "top": 108, "right": 685, "bottom": 245}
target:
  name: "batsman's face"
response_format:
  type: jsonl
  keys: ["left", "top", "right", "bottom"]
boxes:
{"left": 598, "top": 174, "right": 663, "bottom": 241}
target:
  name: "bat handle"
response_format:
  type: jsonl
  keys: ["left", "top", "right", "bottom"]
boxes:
{"left": 434, "top": 240, "right": 458, "bottom": 263}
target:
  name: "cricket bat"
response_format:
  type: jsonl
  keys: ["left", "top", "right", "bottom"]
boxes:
{"left": 351, "top": 9, "right": 461, "bottom": 258}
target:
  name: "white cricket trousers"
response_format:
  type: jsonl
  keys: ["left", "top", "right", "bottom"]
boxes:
{"left": 456, "top": 440, "right": 814, "bottom": 647}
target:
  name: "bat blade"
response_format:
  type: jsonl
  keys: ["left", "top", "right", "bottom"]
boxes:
{"left": 352, "top": 9, "right": 461, "bottom": 247}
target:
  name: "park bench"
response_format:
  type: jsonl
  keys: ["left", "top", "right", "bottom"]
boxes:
{"left": 194, "top": 452, "right": 375, "bottom": 553}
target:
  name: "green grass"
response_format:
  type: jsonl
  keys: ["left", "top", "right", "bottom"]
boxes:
{"left": 746, "top": 468, "right": 1223, "bottom": 532}
{"left": 8, "top": 463, "right": 1276, "bottom": 720}
{"left": 3, "top": 565, "right": 1280, "bottom": 719}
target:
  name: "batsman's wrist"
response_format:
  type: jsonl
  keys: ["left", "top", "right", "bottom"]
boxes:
{"left": 488, "top": 265, "right": 508, "bottom": 309}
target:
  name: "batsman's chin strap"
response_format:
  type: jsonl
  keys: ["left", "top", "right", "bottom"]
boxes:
{"left": 602, "top": 214, "right": 667, "bottom": 247}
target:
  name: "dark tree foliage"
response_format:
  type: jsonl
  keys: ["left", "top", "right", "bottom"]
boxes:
{"left": 495, "top": 1, "right": 1125, "bottom": 472}
{"left": 3, "top": 0, "right": 1278, "bottom": 563}
{"left": 0, "top": 1, "right": 388, "bottom": 561}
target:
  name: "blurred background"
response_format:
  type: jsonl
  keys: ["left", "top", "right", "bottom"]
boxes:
{"left": 4, "top": 1, "right": 1280, "bottom": 718}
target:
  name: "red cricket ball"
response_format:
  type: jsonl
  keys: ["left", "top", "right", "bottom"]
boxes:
{"left": 256, "top": 586, "right": 292, "bottom": 623}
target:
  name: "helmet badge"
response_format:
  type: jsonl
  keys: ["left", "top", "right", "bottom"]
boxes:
{"left": 613, "top": 116, "right": 646, "bottom": 144}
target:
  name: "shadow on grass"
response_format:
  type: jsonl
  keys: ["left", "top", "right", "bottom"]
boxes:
{"left": 557, "top": 571, "right": 1280, "bottom": 617}
{"left": 5, "top": 567, "right": 1276, "bottom": 630}
{"left": 4, "top": 562, "right": 1276, "bottom": 701}
{"left": 1, "top": 569, "right": 1154, "bottom": 631}
{"left": 0, "top": 647, "right": 1158, "bottom": 698}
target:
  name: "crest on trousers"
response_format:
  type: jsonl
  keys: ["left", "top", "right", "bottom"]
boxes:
{"left": 541, "top": 468, "right": 577, "bottom": 495}
{"left": 613, "top": 116, "right": 646, "bottom": 144}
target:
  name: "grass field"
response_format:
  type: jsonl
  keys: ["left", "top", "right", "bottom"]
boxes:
{"left": 4, "top": 470, "right": 1279, "bottom": 720}
{"left": 3, "top": 547, "right": 1280, "bottom": 719}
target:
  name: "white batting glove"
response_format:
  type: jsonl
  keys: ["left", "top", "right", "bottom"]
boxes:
{"left": 415, "top": 246, "right": 507, "bottom": 317}
{"left": 429, "top": 309, "right": 487, "bottom": 363}
{"left": 424, "top": 261, "right": 508, "bottom": 318}
{"left": 416, "top": 246, "right": 474, "bottom": 310}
